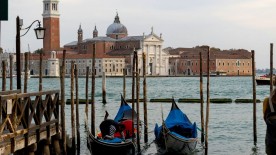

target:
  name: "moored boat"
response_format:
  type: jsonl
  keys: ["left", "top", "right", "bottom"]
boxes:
{"left": 154, "top": 99, "right": 198, "bottom": 155}
{"left": 87, "top": 95, "right": 136, "bottom": 155}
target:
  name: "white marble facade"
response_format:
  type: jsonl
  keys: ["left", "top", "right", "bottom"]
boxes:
{"left": 133, "top": 30, "right": 170, "bottom": 76}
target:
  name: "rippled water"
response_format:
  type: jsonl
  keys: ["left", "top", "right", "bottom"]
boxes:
{"left": 1, "top": 76, "right": 269, "bottom": 155}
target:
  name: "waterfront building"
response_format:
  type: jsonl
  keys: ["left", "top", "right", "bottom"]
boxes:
{"left": 64, "top": 13, "right": 170, "bottom": 76}
{"left": 168, "top": 47, "right": 252, "bottom": 76}
{"left": 28, "top": 53, "right": 125, "bottom": 77}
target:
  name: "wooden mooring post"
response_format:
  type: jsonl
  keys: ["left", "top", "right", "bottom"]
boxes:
{"left": 135, "top": 51, "right": 141, "bottom": 153}
{"left": 251, "top": 50, "right": 257, "bottom": 145}
{"left": 270, "top": 43, "right": 273, "bottom": 93}
{"left": 24, "top": 52, "right": 29, "bottom": 93}
{"left": 200, "top": 52, "right": 205, "bottom": 144}
{"left": 85, "top": 66, "right": 89, "bottom": 121}
{"left": 205, "top": 46, "right": 210, "bottom": 155}
{"left": 70, "top": 61, "right": 76, "bottom": 153}
{"left": 102, "top": 72, "right": 107, "bottom": 104}
{"left": 39, "top": 52, "right": 43, "bottom": 91}
{"left": 60, "top": 50, "right": 66, "bottom": 154}
{"left": 91, "top": 46, "right": 96, "bottom": 136}
{"left": 143, "top": 52, "right": 148, "bottom": 143}
{"left": 9, "top": 54, "right": 13, "bottom": 90}
{"left": 123, "top": 68, "right": 126, "bottom": 98}
{"left": 131, "top": 49, "right": 136, "bottom": 145}
{"left": 2, "top": 61, "right": 6, "bottom": 91}
{"left": 75, "top": 64, "right": 81, "bottom": 153}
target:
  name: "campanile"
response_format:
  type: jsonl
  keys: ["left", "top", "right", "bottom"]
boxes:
{"left": 42, "top": 0, "right": 60, "bottom": 53}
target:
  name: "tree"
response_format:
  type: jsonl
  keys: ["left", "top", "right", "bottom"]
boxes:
{"left": 0, "top": 47, "right": 3, "bottom": 54}
{"left": 34, "top": 48, "right": 44, "bottom": 54}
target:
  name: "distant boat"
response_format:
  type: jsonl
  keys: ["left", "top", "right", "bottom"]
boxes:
{"left": 256, "top": 74, "right": 273, "bottom": 85}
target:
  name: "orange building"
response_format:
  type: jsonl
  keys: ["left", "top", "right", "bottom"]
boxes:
{"left": 168, "top": 47, "right": 252, "bottom": 76}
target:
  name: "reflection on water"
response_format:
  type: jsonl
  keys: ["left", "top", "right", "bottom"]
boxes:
{"left": 0, "top": 77, "right": 269, "bottom": 155}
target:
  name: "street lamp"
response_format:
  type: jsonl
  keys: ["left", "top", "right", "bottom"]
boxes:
{"left": 16, "top": 16, "right": 45, "bottom": 90}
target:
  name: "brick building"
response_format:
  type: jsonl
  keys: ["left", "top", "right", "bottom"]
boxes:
{"left": 168, "top": 47, "right": 252, "bottom": 76}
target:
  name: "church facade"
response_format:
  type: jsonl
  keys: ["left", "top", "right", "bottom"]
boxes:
{"left": 64, "top": 13, "right": 170, "bottom": 76}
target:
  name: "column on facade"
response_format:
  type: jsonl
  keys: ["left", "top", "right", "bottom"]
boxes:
{"left": 159, "top": 45, "right": 162, "bottom": 75}
{"left": 154, "top": 45, "right": 157, "bottom": 75}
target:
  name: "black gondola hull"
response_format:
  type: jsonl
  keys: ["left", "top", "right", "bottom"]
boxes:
{"left": 87, "top": 131, "right": 135, "bottom": 155}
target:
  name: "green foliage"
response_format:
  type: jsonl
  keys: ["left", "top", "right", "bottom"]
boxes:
{"left": 0, "top": 47, "right": 3, "bottom": 54}
{"left": 34, "top": 48, "right": 44, "bottom": 54}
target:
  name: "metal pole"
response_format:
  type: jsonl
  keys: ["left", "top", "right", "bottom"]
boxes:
{"left": 16, "top": 16, "right": 21, "bottom": 90}
{"left": 252, "top": 50, "right": 257, "bottom": 145}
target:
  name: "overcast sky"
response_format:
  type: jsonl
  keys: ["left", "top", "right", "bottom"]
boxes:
{"left": 1, "top": 0, "right": 276, "bottom": 69}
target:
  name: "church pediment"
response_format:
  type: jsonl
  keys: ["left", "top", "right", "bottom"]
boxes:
{"left": 144, "top": 33, "right": 164, "bottom": 42}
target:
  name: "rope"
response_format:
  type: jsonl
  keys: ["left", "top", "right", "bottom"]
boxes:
{"left": 136, "top": 140, "right": 155, "bottom": 154}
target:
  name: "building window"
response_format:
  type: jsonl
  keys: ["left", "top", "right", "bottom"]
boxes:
{"left": 105, "top": 69, "right": 107, "bottom": 72}
{"left": 219, "top": 63, "right": 220, "bottom": 66}
{"left": 223, "top": 62, "right": 224, "bottom": 66}
{"left": 228, "top": 63, "right": 229, "bottom": 66}
{"left": 110, "top": 69, "right": 111, "bottom": 72}
{"left": 116, "top": 35, "right": 118, "bottom": 39}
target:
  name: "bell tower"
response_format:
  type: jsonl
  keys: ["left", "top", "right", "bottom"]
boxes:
{"left": 42, "top": 0, "right": 60, "bottom": 54}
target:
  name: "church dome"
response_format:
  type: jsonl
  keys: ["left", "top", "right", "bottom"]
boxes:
{"left": 106, "top": 13, "right": 128, "bottom": 36}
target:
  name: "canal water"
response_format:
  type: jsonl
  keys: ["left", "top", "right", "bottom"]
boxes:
{"left": 1, "top": 76, "right": 269, "bottom": 155}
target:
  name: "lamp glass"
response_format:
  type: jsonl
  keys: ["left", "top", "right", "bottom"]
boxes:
{"left": 34, "top": 27, "right": 45, "bottom": 39}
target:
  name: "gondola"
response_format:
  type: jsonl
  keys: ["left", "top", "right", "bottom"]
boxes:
{"left": 154, "top": 99, "right": 198, "bottom": 155}
{"left": 87, "top": 95, "right": 136, "bottom": 155}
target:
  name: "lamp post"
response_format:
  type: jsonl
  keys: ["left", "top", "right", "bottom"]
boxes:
{"left": 16, "top": 16, "right": 45, "bottom": 90}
